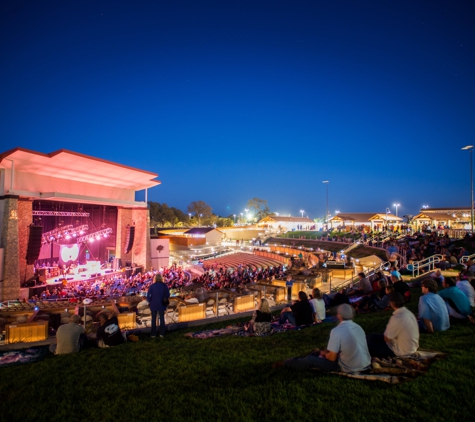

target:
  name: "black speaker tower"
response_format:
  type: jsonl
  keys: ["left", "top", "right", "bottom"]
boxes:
{"left": 124, "top": 226, "right": 135, "bottom": 254}
{"left": 26, "top": 225, "right": 43, "bottom": 265}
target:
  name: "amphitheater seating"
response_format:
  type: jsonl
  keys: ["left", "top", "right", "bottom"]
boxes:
{"left": 203, "top": 252, "right": 282, "bottom": 272}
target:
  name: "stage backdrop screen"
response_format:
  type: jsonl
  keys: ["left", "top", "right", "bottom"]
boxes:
{"left": 59, "top": 244, "right": 80, "bottom": 266}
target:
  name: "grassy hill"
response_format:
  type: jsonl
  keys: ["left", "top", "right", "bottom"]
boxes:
{"left": 1, "top": 289, "right": 474, "bottom": 422}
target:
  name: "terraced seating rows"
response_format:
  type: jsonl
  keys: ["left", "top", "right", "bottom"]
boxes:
{"left": 203, "top": 252, "right": 282, "bottom": 271}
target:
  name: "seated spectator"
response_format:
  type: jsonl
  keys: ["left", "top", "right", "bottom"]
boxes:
{"left": 96, "top": 312, "right": 125, "bottom": 347}
{"left": 357, "top": 280, "right": 391, "bottom": 312}
{"left": 439, "top": 278, "right": 472, "bottom": 320}
{"left": 388, "top": 254, "right": 399, "bottom": 270}
{"left": 418, "top": 279, "right": 450, "bottom": 333}
{"left": 366, "top": 292, "right": 419, "bottom": 358}
{"left": 431, "top": 269, "right": 444, "bottom": 287}
{"left": 50, "top": 314, "right": 85, "bottom": 355}
{"left": 456, "top": 275, "right": 475, "bottom": 307}
{"left": 309, "top": 288, "right": 326, "bottom": 323}
{"left": 279, "top": 291, "right": 314, "bottom": 326}
{"left": 246, "top": 298, "right": 272, "bottom": 335}
{"left": 449, "top": 253, "right": 458, "bottom": 267}
{"left": 390, "top": 268, "right": 401, "bottom": 280}
{"left": 391, "top": 275, "right": 410, "bottom": 296}
{"left": 347, "top": 272, "right": 372, "bottom": 296}
{"left": 436, "top": 256, "right": 451, "bottom": 271}
{"left": 403, "top": 260, "right": 415, "bottom": 275}
{"left": 276, "top": 304, "right": 371, "bottom": 373}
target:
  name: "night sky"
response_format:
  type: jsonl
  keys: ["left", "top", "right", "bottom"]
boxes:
{"left": 1, "top": 1, "right": 474, "bottom": 219}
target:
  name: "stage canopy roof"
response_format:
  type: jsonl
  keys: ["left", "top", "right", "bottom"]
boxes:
{"left": 0, "top": 148, "right": 161, "bottom": 191}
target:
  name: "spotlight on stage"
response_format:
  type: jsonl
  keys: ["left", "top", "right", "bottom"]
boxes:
{"left": 77, "top": 227, "right": 113, "bottom": 243}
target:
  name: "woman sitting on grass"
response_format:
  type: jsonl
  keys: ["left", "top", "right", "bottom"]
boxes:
{"left": 245, "top": 298, "right": 272, "bottom": 335}
{"left": 309, "top": 288, "right": 326, "bottom": 323}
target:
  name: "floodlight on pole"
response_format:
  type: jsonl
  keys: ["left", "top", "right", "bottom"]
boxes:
{"left": 462, "top": 145, "right": 474, "bottom": 234}
{"left": 322, "top": 181, "right": 329, "bottom": 229}
{"left": 393, "top": 203, "right": 400, "bottom": 217}
{"left": 300, "top": 209, "right": 304, "bottom": 217}
{"left": 422, "top": 205, "right": 429, "bottom": 209}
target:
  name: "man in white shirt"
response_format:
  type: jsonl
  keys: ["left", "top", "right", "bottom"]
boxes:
{"left": 276, "top": 304, "right": 371, "bottom": 373}
{"left": 366, "top": 292, "right": 419, "bottom": 358}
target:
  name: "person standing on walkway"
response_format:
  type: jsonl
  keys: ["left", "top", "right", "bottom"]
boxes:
{"left": 147, "top": 273, "right": 170, "bottom": 338}
{"left": 285, "top": 275, "right": 294, "bottom": 301}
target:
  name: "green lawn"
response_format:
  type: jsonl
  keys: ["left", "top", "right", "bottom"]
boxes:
{"left": 1, "top": 290, "right": 475, "bottom": 422}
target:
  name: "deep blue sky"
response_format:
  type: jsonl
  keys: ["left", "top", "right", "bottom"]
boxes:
{"left": 1, "top": 0, "right": 474, "bottom": 219}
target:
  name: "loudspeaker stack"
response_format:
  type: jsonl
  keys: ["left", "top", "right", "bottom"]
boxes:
{"left": 26, "top": 225, "right": 43, "bottom": 265}
{"left": 124, "top": 226, "right": 135, "bottom": 254}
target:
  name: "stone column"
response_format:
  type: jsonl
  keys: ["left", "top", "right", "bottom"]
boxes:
{"left": 0, "top": 196, "right": 20, "bottom": 300}
{"left": 132, "top": 208, "right": 151, "bottom": 271}
{"left": 18, "top": 199, "right": 34, "bottom": 284}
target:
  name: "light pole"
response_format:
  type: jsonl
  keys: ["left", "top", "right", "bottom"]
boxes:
{"left": 233, "top": 214, "right": 236, "bottom": 223}
{"left": 422, "top": 205, "right": 429, "bottom": 209}
{"left": 462, "top": 145, "right": 474, "bottom": 234}
{"left": 300, "top": 209, "right": 304, "bottom": 217}
{"left": 393, "top": 203, "right": 400, "bottom": 217}
{"left": 322, "top": 181, "right": 329, "bottom": 230}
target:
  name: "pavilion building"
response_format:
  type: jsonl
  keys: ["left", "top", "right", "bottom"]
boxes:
{"left": 412, "top": 207, "right": 470, "bottom": 230}
{"left": 0, "top": 148, "right": 160, "bottom": 301}
{"left": 328, "top": 212, "right": 403, "bottom": 231}
{"left": 257, "top": 216, "right": 315, "bottom": 232}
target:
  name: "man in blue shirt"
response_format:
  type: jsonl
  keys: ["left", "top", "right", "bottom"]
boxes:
{"left": 438, "top": 278, "right": 471, "bottom": 320}
{"left": 418, "top": 279, "right": 450, "bottom": 333}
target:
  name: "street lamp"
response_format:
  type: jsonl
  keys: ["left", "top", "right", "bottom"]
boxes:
{"left": 322, "top": 181, "right": 329, "bottom": 229}
{"left": 393, "top": 203, "right": 400, "bottom": 217}
{"left": 422, "top": 205, "right": 429, "bottom": 209}
{"left": 233, "top": 214, "right": 236, "bottom": 223}
{"left": 300, "top": 209, "right": 304, "bottom": 217}
{"left": 462, "top": 145, "right": 474, "bottom": 234}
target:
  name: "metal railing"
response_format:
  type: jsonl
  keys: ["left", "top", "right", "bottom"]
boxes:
{"left": 460, "top": 253, "right": 475, "bottom": 264}
{"left": 331, "top": 261, "right": 389, "bottom": 292}
{"left": 411, "top": 254, "right": 444, "bottom": 277}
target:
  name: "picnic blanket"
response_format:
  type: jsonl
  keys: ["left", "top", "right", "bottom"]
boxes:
{"left": 185, "top": 317, "right": 338, "bottom": 339}
{"left": 0, "top": 347, "right": 48, "bottom": 368}
{"left": 326, "top": 350, "right": 447, "bottom": 384}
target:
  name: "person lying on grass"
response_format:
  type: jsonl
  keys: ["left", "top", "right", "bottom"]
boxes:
{"left": 274, "top": 304, "right": 371, "bottom": 374}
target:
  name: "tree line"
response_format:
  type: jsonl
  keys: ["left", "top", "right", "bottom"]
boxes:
{"left": 148, "top": 197, "right": 273, "bottom": 228}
